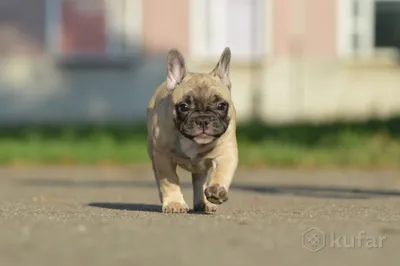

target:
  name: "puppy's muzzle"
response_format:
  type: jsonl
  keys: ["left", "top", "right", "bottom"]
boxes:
{"left": 194, "top": 116, "right": 211, "bottom": 130}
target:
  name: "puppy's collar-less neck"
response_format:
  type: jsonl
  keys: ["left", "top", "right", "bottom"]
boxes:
{"left": 177, "top": 134, "right": 216, "bottom": 160}
{"left": 179, "top": 137, "right": 200, "bottom": 159}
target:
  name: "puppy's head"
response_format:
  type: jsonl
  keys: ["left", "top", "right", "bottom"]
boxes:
{"left": 165, "top": 47, "right": 233, "bottom": 145}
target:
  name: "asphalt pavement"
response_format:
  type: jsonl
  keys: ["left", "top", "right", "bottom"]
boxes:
{"left": 1, "top": 165, "right": 400, "bottom": 266}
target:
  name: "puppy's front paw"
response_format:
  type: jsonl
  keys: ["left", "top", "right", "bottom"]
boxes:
{"left": 205, "top": 184, "right": 228, "bottom": 205}
{"left": 193, "top": 201, "right": 217, "bottom": 213}
{"left": 162, "top": 202, "right": 189, "bottom": 213}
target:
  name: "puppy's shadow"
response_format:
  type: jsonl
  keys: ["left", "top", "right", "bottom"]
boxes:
{"left": 87, "top": 202, "right": 212, "bottom": 215}
{"left": 88, "top": 202, "right": 161, "bottom": 212}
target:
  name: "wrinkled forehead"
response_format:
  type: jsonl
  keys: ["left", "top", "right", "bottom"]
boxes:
{"left": 181, "top": 90, "right": 223, "bottom": 111}
{"left": 172, "top": 73, "right": 230, "bottom": 104}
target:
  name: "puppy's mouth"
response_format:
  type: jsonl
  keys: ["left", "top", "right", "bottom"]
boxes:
{"left": 192, "top": 133, "right": 215, "bottom": 144}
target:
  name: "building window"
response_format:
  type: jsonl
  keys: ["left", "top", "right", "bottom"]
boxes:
{"left": 374, "top": 1, "right": 400, "bottom": 49}
{"left": 45, "top": 0, "right": 142, "bottom": 64}
{"left": 189, "top": 0, "right": 269, "bottom": 61}
{"left": 338, "top": 0, "right": 400, "bottom": 60}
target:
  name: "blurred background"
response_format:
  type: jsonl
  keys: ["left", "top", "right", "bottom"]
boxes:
{"left": 0, "top": 0, "right": 399, "bottom": 168}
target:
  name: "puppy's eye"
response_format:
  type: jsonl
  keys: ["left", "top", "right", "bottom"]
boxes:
{"left": 179, "top": 102, "right": 190, "bottom": 112}
{"left": 217, "top": 101, "right": 228, "bottom": 111}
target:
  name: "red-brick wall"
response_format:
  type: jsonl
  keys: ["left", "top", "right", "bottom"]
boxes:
{"left": 60, "top": 0, "right": 107, "bottom": 54}
{"left": 272, "top": 0, "right": 337, "bottom": 59}
{"left": 142, "top": 0, "right": 189, "bottom": 55}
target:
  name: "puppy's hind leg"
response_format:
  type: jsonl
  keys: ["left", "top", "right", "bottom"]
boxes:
{"left": 192, "top": 173, "right": 217, "bottom": 213}
{"left": 151, "top": 152, "right": 189, "bottom": 213}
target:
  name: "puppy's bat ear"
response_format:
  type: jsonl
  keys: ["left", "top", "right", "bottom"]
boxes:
{"left": 210, "top": 47, "right": 231, "bottom": 89}
{"left": 166, "top": 49, "right": 187, "bottom": 91}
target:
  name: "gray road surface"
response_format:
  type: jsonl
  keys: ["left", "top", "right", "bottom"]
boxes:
{"left": 1, "top": 166, "right": 400, "bottom": 266}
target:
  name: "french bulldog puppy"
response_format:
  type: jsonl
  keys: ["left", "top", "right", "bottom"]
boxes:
{"left": 146, "top": 47, "right": 238, "bottom": 213}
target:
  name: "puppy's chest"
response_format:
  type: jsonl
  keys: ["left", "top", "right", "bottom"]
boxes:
{"left": 173, "top": 139, "right": 213, "bottom": 173}
{"left": 180, "top": 139, "right": 202, "bottom": 159}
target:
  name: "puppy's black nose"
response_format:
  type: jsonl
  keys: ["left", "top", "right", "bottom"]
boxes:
{"left": 195, "top": 116, "right": 210, "bottom": 129}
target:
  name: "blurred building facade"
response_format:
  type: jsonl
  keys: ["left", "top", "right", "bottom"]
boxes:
{"left": 0, "top": 0, "right": 400, "bottom": 125}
